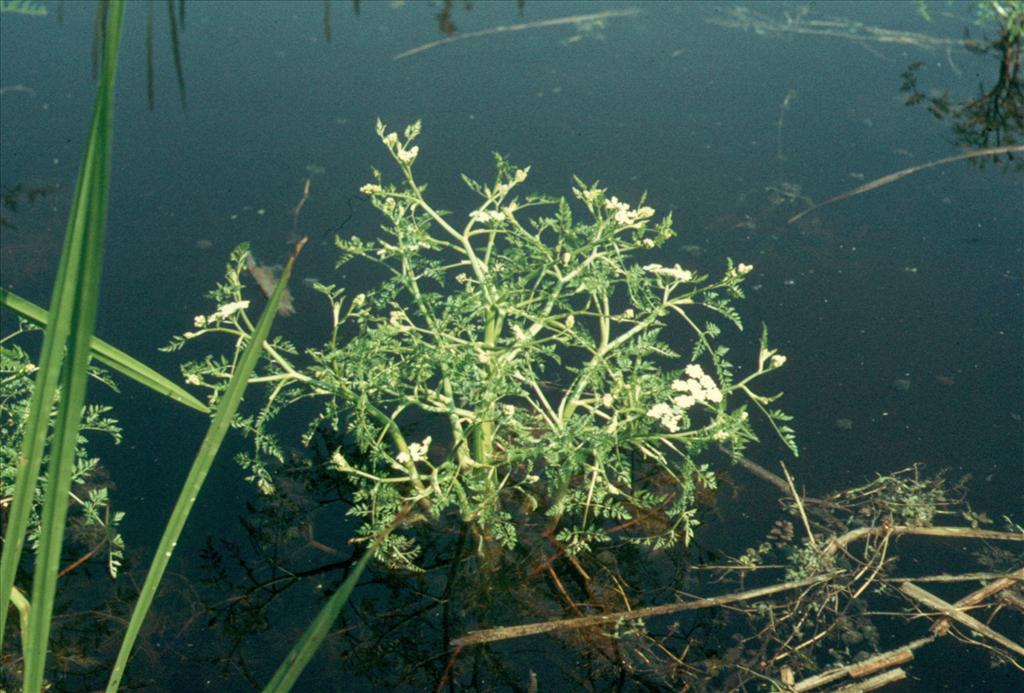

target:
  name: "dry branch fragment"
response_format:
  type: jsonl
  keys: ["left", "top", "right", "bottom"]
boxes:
{"left": 453, "top": 572, "right": 838, "bottom": 648}
{"left": 930, "top": 566, "right": 1024, "bottom": 636}
{"left": 792, "top": 637, "right": 932, "bottom": 691}
{"left": 394, "top": 8, "right": 641, "bottom": 60}
{"left": 788, "top": 145, "right": 1024, "bottom": 223}
{"left": 824, "top": 525, "right": 1024, "bottom": 558}
{"left": 900, "top": 581, "right": 1024, "bottom": 657}
{"left": 830, "top": 667, "right": 906, "bottom": 692}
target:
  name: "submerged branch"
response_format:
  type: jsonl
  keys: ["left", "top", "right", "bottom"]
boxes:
{"left": 452, "top": 572, "right": 838, "bottom": 647}
{"left": 393, "top": 8, "right": 641, "bottom": 60}
{"left": 788, "top": 144, "right": 1024, "bottom": 223}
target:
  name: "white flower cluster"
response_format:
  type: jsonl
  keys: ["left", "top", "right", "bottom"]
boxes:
{"left": 469, "top": 209, "right": 506, "bottom": 224}
{"left": 604, "top": 196, "right": 655, "bottom": 225}
{"left": 646, "top": 363, "right": 723, "bottom": 432}
{"left": 192, "top": 300, "right": 250, "bottom": 329}
{"left": 382, "top": 131, "right": 420, "bottom": 166}
{"left": 397, "top": 436, "right": 431, "bottom": 465}
{"left": 728, "top": 262, "right": 754, "bottom": 278}
{"left": 643, "top": 263, "right": 693, "bottom": 282}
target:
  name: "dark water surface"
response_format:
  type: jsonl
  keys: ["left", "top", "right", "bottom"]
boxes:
{"left": 2, "top": 1, "right": 1021, "bottom": 690}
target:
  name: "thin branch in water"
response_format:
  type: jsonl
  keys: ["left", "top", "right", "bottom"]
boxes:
{"left": 778, "top": 459, "right": 817, "bottom": 548}
{"left": 900, "top": 581, "right": 1024, "bottom": 657}
{"left": 452, "top": 572, "right": 838, "bottom": 647}
{"left": 393, "top": 8, "right": 641, "bottom": 60}
{"left": 788, "top": 144, "right": 1024, "bottom": 223}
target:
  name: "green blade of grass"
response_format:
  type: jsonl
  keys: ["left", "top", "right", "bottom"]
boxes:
{"left": 17, "top": 2, "right": 126, "bottom": 689}
{"left": 0, "top": 0, "right": 124, "bottom": 659}
{"left": 262, "top": 546, "right": 374, "bottom": 693}
{"left": 1, "top": 288, "right": 209, "bottom": 413}
{"left": 261, "top": 504, "right": 409, "bottom": 693}
{"left": 105, "top": 237, "right": 308, "bottom": 693}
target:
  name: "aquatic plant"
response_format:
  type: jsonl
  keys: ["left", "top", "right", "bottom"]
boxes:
{"left": 170, "top": 120, "right": 797, "bottom": 569}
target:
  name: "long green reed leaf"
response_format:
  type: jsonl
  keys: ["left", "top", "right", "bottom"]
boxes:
{"left": 262, "top": 547, "right": 374, "bottom": 693}
{"left": 0, "top": 0, "right": 121, "bottom": 659}
{"left": 262, "top": 504, "right": 409, "bottom": 693}
{"left": 16, "top": 3, "right": 126, "bottom": 689}
{"left": 105, "top": 237, "right": 308, "bottom": 693}
{"left": 1, "top": 288, "right": 209, "bottom": 413}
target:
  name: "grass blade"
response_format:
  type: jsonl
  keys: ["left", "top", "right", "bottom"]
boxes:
{"left": 1, "top": 288, "right": 209, "bottom": 413}
{"left": 16, "top": 3, "right": 126, "bottom": 689}
{"left": 262, "top": 547, "right": 374, "bottom": 693}
{"left": 261, "top": 504, "right": 410, "bottom": 693}
{"left": 105, "top": 237, "right": 308, "bottom": 693}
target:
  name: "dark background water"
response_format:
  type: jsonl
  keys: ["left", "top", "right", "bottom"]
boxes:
{"left": 2, "top": 1, "right": 1021, "bottom": 690}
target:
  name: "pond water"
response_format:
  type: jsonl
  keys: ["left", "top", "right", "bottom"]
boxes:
{"left": 2, "top": 1, "right": 1022, "bottom": 691}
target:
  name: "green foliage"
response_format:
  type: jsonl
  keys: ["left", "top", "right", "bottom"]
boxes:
{"left": 0, "top": 324, "right": 126, "bottom": 578}
{"left": 171, "top": 121, "right": 796, "bottom": 568}
{"left": 0, "top": 0, "right": 48, "bottom": 17}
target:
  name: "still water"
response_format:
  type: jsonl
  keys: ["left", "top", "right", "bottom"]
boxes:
{"left": 1, "top": 1, "right": 1021, "bottom": 690}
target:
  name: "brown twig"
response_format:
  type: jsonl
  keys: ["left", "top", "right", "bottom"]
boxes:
{"left": 452, "top": 572, "right": 839, "bottom": 648}
{"left": 779, "top": 459, "right": 817, "bottom": 548}
{"left": 792, "top": 636, "right": 932, "bottom": 691}
{"left": 787, "top": 144, "right": 1024, "bottom": 224}
{"left": 393, "top": 9, "right": 641, "bottom": 60}
{"left": 929, "top": 566, "right": 1024, "bottom": 636}
{"left": 823, "top": 525, "right": 1024, "bottom": 557}
{"left": 291, "top": 178, "right": 311, "bottom": 239}
{"left": 900, "top": 581, "right": 1024, "bottom": 657}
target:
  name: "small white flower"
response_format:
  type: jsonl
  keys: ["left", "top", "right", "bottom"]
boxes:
{"left": 212, "top": 300, "right": 250, "bottom": 322}
{"left": 514, "top": 167, "right": 529, "bottom": 183}
{"left": 601, "top": 393, "right": 614, "bottom": 407}
{"left": 684, "top": 363, "right": 705, "bottom": 379}
{"left": 641, "top": 238, "right": 655, "bottom": 248}
{"left": 397, "top": 145, "right": 419, "bottom": 164}
{"left": 193, "top": 315, "right": 208, "bottom": 328}
{"left": 643, "top": 263, "right": 692, "bottom": 282}
{"left": 455, "top": 273, "right": 470, "bottom": 284}
{"left": 360, "top": 183, "right": 383, "bottom": 195}
{"left": 771, "top": 354, "right": 787, "bottom": 368}
{"left": 396, "top": 436, "right": 432, "bottom": 465}
{"left": 737, "top": 263, "right": 754, "bottom": 275}
{"left": 383, "top": 132, "right": 399, "bottom": 146}
{"left": 351, "top": 293, "right": 366, "bottom": 308}
{"left": 647, "top": 403, "right": 673, "bottom": 419}
{"left": 672, "top": 394, "right": 696, "bottom": 409}
{"left": 330, "top": 450, "right": 351, "bottom": 472}
{"left": 185, "top": 373, "right": 202, "bottom": 386}
{"left": 622, "top": 308, "right": 635, "bottom": 320}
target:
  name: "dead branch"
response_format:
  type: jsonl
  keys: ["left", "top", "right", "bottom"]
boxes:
{"left": 883, "top": 571, "right": 1020, "bottom": 584}
{"left": 792, "top": 637, "right": 932, "bottom": 691}
{"left": 929, "top": 566, "right": 1024, "bottom": 636}
{"left": 900, "top": 581, "right": 1024, "bottom": 657}
{"left": 394, "top": 8, "right": 641, "bottom": 60}
{"left": 788, "top": 144, "right": 1024, "bottom": 223}
{"left": 824, "top": 525, "right": 1024, "bottom": 557}
{"left": 452, "top": 572, "right": 839, "bottom": 648}
{"left": 831, "top": 667, "right": 907, "bottom": 692}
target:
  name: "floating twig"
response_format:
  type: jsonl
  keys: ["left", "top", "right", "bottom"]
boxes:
{"left": 394, "top": 8, "right": 641, "bottom": 60}
{"left": 788, "top": 144, "right": 1024, "bottom": 224}
{"left": 900, "top": 581, "right": 1024, "bottom": 657}
{"left": 452, "top": 572, "right": 838, "bottom": 647}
